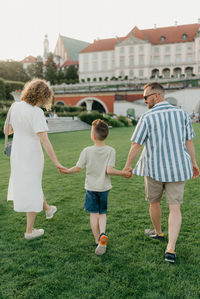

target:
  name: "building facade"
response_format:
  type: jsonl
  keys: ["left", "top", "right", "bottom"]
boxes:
{"left": 79, "top": 22, "right": 200, "bottom": 81}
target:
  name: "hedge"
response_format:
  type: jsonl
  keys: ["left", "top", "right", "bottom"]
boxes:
{"left": 78, "top": 111, "right": 105, "bottom": 125}
{"left": 0, "top": 78, "right": 24, "bottom": 101}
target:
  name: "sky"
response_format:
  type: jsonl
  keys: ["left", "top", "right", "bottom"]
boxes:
{"left": 0, "top": 0, "right": 200, "bottom": 61}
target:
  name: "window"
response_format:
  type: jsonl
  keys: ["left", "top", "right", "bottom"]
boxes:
{"left": 139, "top": 45, "right": 144, "bottom": 52}
{"left": 187, "top": 44, "right": 193, "bottom": 51}
{"left": 154, "top": 47, "right": 159, "bottom": 54}
{"left": 102, "top": 52, "right": 107, "bottom": 59}
{"left": 176, "top": 45, "right": 181, "bottom": 52}
{"left": 83, "top": 54, "right": 88, "bottom": 62}
{"left": 139, "top": 70, "right": 144, "bottom": 77}
{"left": 102, "top": 60, "right": 107, "bottom": 70}
{"left": 129, "top": 69, "right": 134, "bottom": 78}
{"left": 83, "top": 63, "right": 89, "bottom": 72}
{"left": 186, "top": 54, "right": 192, "bottom": 63}
{"left": 164, "top": 55, "right": 170, "bottom": 64}
{"left": 129, "top": 46, "right": 134, "bottom": 53}
{"left": 175, "top": 55, "right": 181, "bottom": 63}
{"left": 129, "top": 56, "right": 134, "bottom": 66}
{"left": 120, "top": 47, "right": 124, "bottom": 54}
{"left": 92, "top": 52, "right": 97, "bottom": 60}
{"left": 120, "top": 56, "right": 125, "bottom": 67}
{"left": 120, "top": 71, "right": 124, "bottom": 77}
{"left": 92, "top": 61, "right": 98, "bottom": 71}
{"left": 165, "top": 46, "right": 170, "bottom": 53}
{"left": 139, "top": 55, "right": 144, "bottom": 65}
{"left": 153, "top": 56, "right": 159, "bottom": 65}
{"left": 160, "top": 36, "right": 166, "bottom": 42}
{"left": 182, "top": 33, "right": 187, "bottom": 40}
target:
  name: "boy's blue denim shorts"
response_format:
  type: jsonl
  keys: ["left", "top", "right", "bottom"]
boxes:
{"left": 85, "top": 190, "right": 110, "bottom": 214}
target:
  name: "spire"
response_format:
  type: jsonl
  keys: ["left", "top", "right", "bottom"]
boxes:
{"left": 43, "top": 34, "right": 49, "bottom": 59}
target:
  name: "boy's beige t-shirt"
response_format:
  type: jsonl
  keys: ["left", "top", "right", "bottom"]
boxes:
{"left": 76, "top": 145, "right": 115, "bottom": 192}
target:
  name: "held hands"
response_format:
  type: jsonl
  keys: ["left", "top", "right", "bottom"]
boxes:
{"left": 192, "top": 163, "right": 200, "bottom": 179}
{"left": 122, "top": 167, "right": 133, "bottom": 178}
{"left": 55, "top": 162, "right": 68, "bottom": 174}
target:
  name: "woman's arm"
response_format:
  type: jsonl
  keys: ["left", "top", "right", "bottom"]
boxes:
{"left": 37, "top": 131, "right": 67, "bottom": 172}
{"left": 4, "top": 108, "right": 14, "bottom": 136}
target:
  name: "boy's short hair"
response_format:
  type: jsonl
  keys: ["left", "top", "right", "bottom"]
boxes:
{"left": 92, "top": 119, "right": 109, "bottom": 141}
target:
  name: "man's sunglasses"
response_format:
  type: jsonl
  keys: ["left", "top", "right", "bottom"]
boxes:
{"left": 144, "top": 93, "right": 158, "bottom": 100}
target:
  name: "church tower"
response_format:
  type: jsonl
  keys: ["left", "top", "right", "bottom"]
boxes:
{"left": 43, "top": 34, "right": 49, "bottom": 61}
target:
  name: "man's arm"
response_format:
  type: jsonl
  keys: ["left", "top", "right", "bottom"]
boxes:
{"left": 185, "top": 139, "right": 199, "bottom": 178}
{"left": 124, "top": 142, "right": 142, "bottom": 170}
{"left": 106, "top": 166, "right": 132, "bottom": 178}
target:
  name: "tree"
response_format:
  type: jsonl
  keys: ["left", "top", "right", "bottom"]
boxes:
{"left": 44, "top": 53, "right": 57, "bottom": 84}
{"left": 0, "top": 78, "right": 6, "bottom": 100}
{"left": 65, "top": 65, "right": 78, "bottom": 81}
{"left": 57, "top": 68, "right": 65, "bottom": 83}
{"left": 0, "top": 60, "right": 30, "bottom": 82}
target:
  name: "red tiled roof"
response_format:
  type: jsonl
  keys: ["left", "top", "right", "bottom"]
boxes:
{"left": 80, "top": 23, "right": 200, "bottom": 53}
{"left": 80, "top": 37, "right": 125, "bottom": 53}
{"left": 61, "top": 60, "right": 78, "bottom": 68}
{"left": 21, "top": 56, "right": 36, "bottom": 63}
{"left": 127, "top": 23, "right": 200, "bottom": 44}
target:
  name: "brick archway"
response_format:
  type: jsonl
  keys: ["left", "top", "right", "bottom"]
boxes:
{"left": 76, "top": 97, "right": 109, "bottom": 113}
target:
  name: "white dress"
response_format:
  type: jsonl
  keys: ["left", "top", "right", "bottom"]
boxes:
{"left": 7, "top": 101, "right": 48, "bottom": 212}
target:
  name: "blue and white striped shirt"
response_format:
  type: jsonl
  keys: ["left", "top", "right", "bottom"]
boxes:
{"left": 131, "top": 101, "right": 195, "bottom": 182}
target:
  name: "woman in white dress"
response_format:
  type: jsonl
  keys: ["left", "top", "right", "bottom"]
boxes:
{"left": 4, "top": 79, "right": 66, "bottom": 240}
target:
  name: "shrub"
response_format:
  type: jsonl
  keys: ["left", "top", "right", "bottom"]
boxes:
{"left": 131, "top": 119, "right": 138, "bottom": 126}
{"left": 4, "top": 80, "right": 24, "bottom": 100}
{"left": 0, "top": 78, "right": 6, "bottom": 100}
{"left": 78, "top": 111, "right": 104, "bottom": 125}
{"left": 117, "top": 116, "right": 131, "bottom": 127}
{"left": 103, "top": 115, "right": 124, "bottom": 127}
{"left": 0, "top": 118, "right": 5, "bottom": 138}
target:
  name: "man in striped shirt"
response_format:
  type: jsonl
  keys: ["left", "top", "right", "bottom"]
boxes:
{"left": 124, "top": 82, "right": 199, "bottom": 263}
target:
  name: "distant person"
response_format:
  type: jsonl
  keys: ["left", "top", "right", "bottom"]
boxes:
{"left": 62, "top": 119, "right": 131, "bottom": 255}
{"left": 4, "top": 79, "right": 67, "bottom": 240}
{"left": 124, "top": 82, "right": 199, "bottom": 263}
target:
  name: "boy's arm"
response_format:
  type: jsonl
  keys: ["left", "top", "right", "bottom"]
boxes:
{"left": 62, "top": 165, "right": 82, "bottom": 174}
{"left": 107, "top": 166, "right": 132, "bottom": 178}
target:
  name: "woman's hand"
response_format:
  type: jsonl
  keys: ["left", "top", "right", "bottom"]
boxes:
{"left": 55, "top": 162, "right": 68, "bottom": 174}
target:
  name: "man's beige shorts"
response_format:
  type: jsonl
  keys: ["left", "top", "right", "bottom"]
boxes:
{"left": 144, "top": 176, "right": 185, "bottom": 205}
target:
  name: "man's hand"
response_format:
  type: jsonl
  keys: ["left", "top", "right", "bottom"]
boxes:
{"left": 192, "top": 163, "right": 200, "bottom": 179}
{"left": 122, "top": 167, "right": 133, "bottom": 178}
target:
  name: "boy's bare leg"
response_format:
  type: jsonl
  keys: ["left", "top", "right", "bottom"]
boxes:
{"left": 90, "top": 213, "right": 100, "bottom": 243}
{"left": 26, "top": 212, "right": 36, "bottom": 233}
{"left": 43, "top": 197, "right": 51, "bottom": 211}
{"left": 99, "top": 214, "right": 107, "bottom": 235}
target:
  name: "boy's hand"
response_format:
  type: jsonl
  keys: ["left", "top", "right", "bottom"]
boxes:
{"left": 122, "top": 167, "right": 133, "bottom": 178}
{"left": 55, "top": 163, "right": 69, "bottom": 174}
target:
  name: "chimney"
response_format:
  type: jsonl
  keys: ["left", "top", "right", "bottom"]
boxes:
{"left": 154, "top": 24, "right": 157, "bottom": 29}
{"left": 175, "top": 20, "right": 178, "bottom": 26}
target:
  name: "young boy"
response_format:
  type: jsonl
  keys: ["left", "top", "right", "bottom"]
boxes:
{"left": 63, "top": 119, "right": 131, "bottom": 255}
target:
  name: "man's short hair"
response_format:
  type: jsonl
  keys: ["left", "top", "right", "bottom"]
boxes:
{"left": 143, "top": 82, "right": 165, "bottom": 97}
{"left": 92, "top": 119, "right": 109, "bottom": 141}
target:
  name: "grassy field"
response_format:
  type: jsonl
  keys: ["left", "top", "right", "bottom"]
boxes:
{"left": 0, "top": 125, "right": 200, "bottom": 299}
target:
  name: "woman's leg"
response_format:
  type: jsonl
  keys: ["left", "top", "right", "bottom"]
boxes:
{"left": 26, "top": 212, "right": 36, "bottom": 233}
{"left": 43, "top": 197, "right": 51, "bottom": 211}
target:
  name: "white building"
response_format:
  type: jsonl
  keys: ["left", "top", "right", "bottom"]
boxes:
{"left": 79, "top": 22, "right": 200, "bottom": 81}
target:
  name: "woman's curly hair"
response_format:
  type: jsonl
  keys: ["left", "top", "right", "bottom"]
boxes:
{"left": 21, "top": 78, "right": 53, "bottom": 111}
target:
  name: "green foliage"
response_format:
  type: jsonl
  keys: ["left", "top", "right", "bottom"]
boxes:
{"left": 65, "top": 65, "right": 78, "bottom": 81}
{"left": 0, "top": 60, "right": 29, "bottom": 82}
{"left": 78, "top": 111, "right": 104, "bottom": 125}
{"left": 103, "top": 115, "right": 124, "bottom": 127}
{"left": 26, "top": 56, "right": 44, "bottom": 79}
{"left": 0, "top": 126, "right": 199, "bottom": 298}
{"left": 0, "top": 78, "right": 6, "bottom": 100}
{"left": 44, "top": 53, "right": 57, "bottom": 84}
{"left": 117, "top": 115, "right": 131, "bottom": 127}
{"left": 4, "top": 80, "right": 24, "bottom": 100}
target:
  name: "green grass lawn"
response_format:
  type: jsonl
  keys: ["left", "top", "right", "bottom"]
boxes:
{"left": 0, "top": 125, "right": 200, "bottom": 299}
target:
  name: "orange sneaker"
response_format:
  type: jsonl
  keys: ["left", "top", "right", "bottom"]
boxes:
{"left": 95, "top": 233, "right": 108, "bottom": 255}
